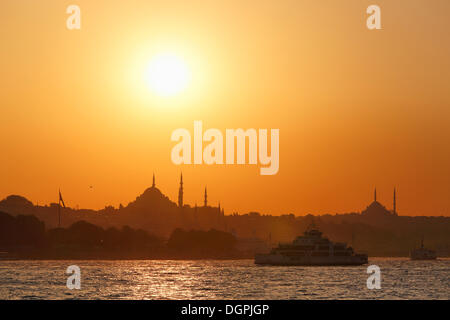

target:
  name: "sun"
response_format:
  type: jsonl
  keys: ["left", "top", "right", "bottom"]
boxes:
{"left": 145, "top": 53, "right": 191, "bottom": 97}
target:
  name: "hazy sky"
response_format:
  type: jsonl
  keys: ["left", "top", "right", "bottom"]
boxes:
{"left": 1, "top": 0, "right": 450, "bottom": 216}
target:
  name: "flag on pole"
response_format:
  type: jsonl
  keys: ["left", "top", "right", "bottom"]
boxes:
{"left": 59, "top": 190, "right": 66, "bottom": 208}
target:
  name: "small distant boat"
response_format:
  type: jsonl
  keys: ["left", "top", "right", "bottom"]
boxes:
{"left": 410, "top": 238, "right": 437, "bottom": 260}
{"left": 255, "top": 224, "right": 368, "bottom": 266}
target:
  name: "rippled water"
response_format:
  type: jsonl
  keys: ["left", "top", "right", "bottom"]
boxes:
{"left": 0, "top": 258, "right": 448, "bottom": 299}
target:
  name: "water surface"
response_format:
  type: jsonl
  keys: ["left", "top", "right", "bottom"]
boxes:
{"left": 0, "top": 258, "right": 448, "bottom": 299}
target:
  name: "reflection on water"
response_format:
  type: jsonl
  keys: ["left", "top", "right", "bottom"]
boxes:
{"left": 0, "top": 258, "right": 448, "bottom": 299}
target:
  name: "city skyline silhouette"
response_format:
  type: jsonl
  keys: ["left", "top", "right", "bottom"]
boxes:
{"left": 2, "top": 1, "right": 450, "bottom": 218}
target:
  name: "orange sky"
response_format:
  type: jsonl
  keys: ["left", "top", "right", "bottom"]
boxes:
{"left": 1, "top": 0, "right": 450, "bottom": 216}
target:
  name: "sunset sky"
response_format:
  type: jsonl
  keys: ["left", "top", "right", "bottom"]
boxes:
{"left": 1, "top": 0, "right": 450, "bottom": 216}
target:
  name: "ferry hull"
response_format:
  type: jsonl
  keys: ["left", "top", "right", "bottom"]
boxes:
{"left": 254, "top": 254, "right": 368, "bottom": 266}
{"left": 410, "top": 253, "right": 437, "bottom": 260}
{"left": 410, "top": 256, "right": 437, "bottom": 261}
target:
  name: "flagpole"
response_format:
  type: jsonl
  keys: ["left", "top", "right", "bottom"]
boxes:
{"left": 58, "top": 188, "right": 61, "bottom": 228}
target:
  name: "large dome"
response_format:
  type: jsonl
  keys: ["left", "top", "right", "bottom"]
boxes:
{"left": 128, "top": 186, "right": 174, "bottom": 209}
{"left": 362, "top": 200, "right": 394, "bottom": 216}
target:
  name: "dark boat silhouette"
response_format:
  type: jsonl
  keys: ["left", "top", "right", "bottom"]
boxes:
{"left": 410, "top": 237, "right": 437, "bottom": 260}
{"left": 255, "top": 224, "right": 368, "bottom": 266}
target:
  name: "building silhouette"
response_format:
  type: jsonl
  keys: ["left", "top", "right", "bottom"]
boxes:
{"left": 361, "top": 187, "right": 398, "bottom": 217}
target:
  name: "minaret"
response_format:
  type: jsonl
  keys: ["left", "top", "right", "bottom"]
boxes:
{"left": 152, "top": 173, "right": 156, "bottom": 188}
{"left": 204, "top": 187, "right": 208, "bottom": 207}
{"left": 393, "top": 187, "right": 397, "bottom": 215}
{"left": 374, "top": 188, "right": 377, "bottom": 202}
{"left": 194, "top": 203, "right": 198, "bottom": 225}
{"left": 178, "top": 173, "right": 183, "bottom": 208}
{"left": 217, "top": 202, "right": 221, "bottom": 227}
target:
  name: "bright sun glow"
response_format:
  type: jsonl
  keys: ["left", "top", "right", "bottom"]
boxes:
{"left": 145, "top": 53, "right": 191, "bottom": 97}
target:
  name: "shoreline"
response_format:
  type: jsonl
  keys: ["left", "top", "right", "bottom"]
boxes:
{"left": 2, "top": 256, "right": 448, "bottom": 261}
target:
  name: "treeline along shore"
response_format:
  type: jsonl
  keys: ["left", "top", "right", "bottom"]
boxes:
{"left": 0, "top": 211, "right": 243, "bottom": 260}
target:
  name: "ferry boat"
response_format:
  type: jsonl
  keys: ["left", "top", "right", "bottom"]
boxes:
{"left": 255, "top": 224, "right": 368, "bottom": 266}
{"left": 410, "top": 238, "right": 437, "bottom": 260}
